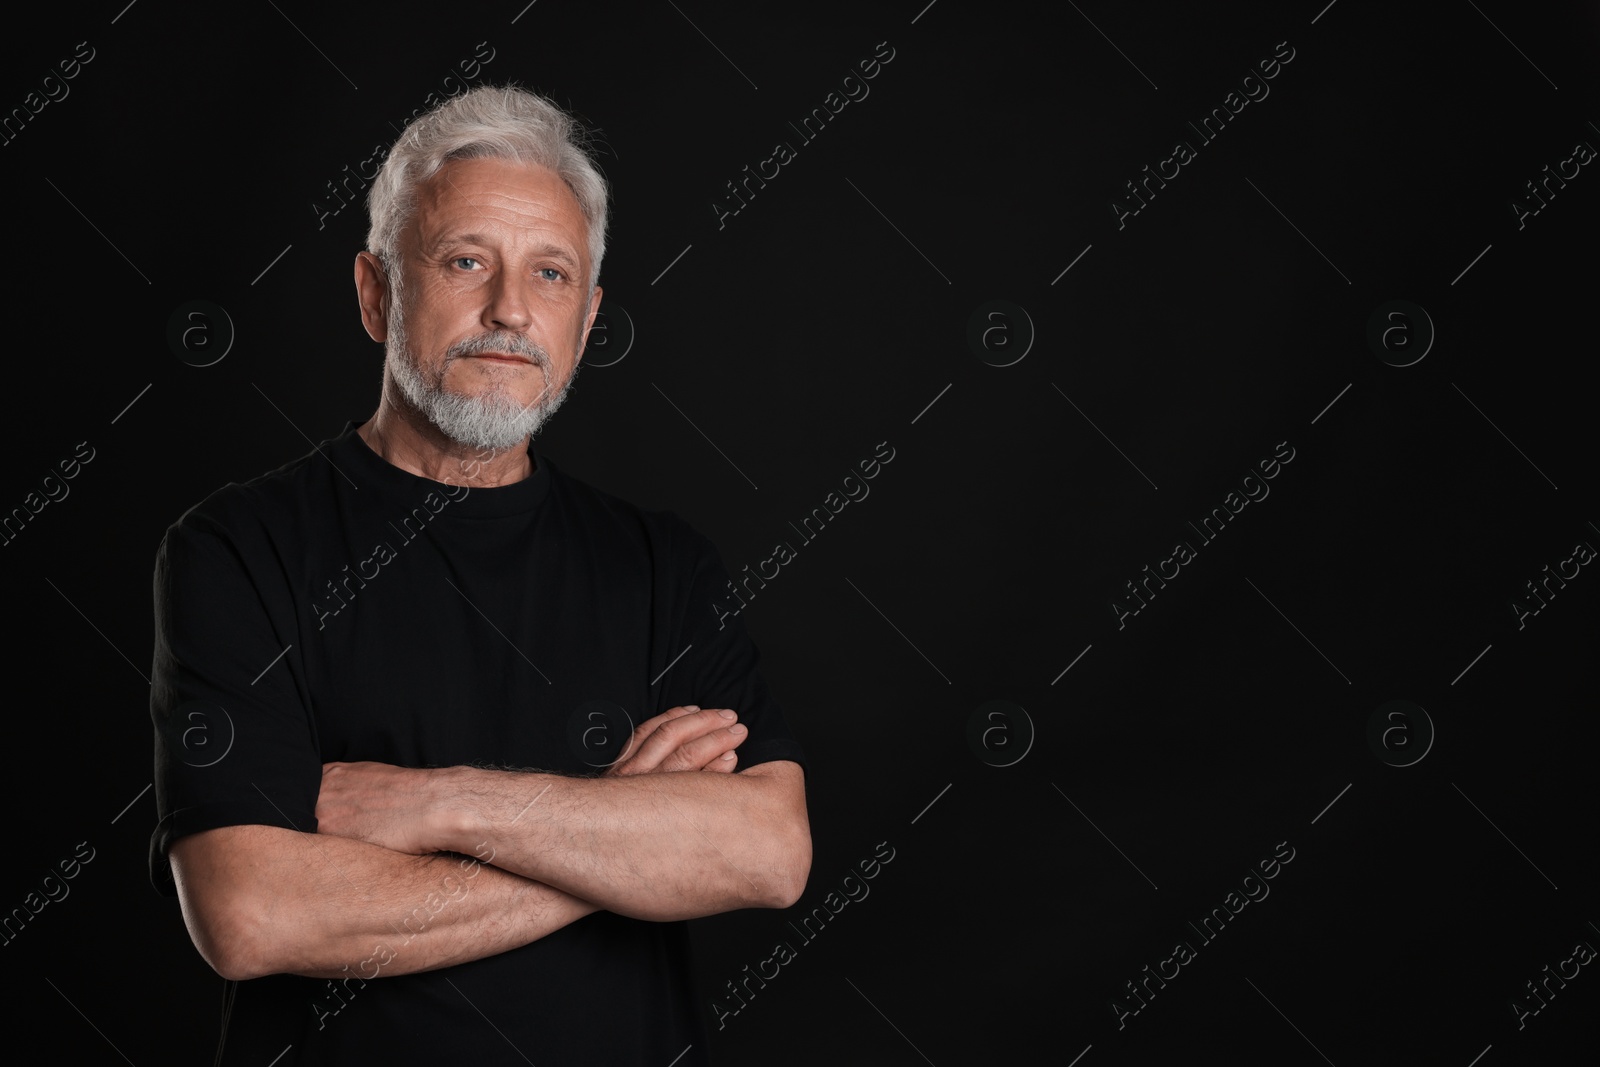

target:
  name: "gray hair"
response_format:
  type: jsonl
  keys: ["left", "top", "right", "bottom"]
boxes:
{"left": 366, "top": 85, "right": 609, "bottom": 290}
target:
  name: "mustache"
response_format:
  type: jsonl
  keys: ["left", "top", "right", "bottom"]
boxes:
{"left": 445, "top": 332, "right": 551, "bottom": 365}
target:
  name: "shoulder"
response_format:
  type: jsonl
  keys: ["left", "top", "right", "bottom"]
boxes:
{"left": 157, "top": 434, "right": 346, "bottom": 562}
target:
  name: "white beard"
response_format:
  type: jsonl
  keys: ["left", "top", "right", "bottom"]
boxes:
{"left": 384, "top": 287, "right": 579, "bottom": 452}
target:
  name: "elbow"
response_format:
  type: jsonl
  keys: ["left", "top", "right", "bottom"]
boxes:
{"left": 172, "top": 853, "right": 279, "bottom": 980}
{"left": 768, "top": 872, "right": 807, "bottom": 911}
{"left": 209, "top": 949, "right": 271, "bottom": 984}
{"left": 763, "top": 825, "right": 812, "bottom": 910}
{"left": 170, "top": 826, "right": 320, "bottom": 981}
{"left": 212, "top": 919, "right": 285, "bottom": 982}
{"left": 749, "top": 765, "right": 811, "bottom": 909}
{"left": 184, "top": 898, "right": 279, "bottom": 982}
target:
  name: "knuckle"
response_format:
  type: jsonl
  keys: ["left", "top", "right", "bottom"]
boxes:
{"left": 661, "top": 716, "right": 705, "bottom": 743}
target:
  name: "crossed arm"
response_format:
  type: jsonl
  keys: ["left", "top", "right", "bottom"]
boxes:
{"left": 171, "top": 705, "right": 811, "bottom": 982}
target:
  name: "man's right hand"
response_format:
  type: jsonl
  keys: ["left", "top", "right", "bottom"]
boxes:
{"left": 604, "top": 705, "right": 746, "bottom": 776}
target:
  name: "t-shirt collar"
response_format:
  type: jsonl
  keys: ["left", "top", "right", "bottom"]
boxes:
{"left": 328, "top": 419, "right": 553, "bottom": 518}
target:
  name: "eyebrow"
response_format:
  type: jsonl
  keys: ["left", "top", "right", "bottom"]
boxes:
{"left": 426, "top": 233, "right": 581, "bottom": 269}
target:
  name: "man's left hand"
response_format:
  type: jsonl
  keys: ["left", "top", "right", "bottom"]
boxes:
{"left": 604, "top": 704, "right": 747, "bottom": 777}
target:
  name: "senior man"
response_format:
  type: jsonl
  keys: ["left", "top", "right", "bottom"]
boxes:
{"left": 150, "top": 85, "right": 810, "bottom": 1065}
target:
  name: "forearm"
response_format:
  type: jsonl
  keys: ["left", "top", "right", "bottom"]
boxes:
{"left": 170, "top": 825, "right": 598, "bottom": 981}
{"left": 314, "top": 709, "right": 812, "bottom": 922}
{"left": 429, "top": 764, "right": 809, "bottom": 921}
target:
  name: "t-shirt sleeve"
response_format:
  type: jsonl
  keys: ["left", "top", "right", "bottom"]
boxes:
{"left": 661, "top": 520, "right": 806, "bottom": 775}
{"left": 148, "top": 509, "right": 322, "bottom": 895}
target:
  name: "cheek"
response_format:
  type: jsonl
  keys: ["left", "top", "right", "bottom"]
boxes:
{"left": 535, "top": 305, "right": 588, "bottom": 359}
{"left": 412, "top": 281, "right": 475, "bottom": 329}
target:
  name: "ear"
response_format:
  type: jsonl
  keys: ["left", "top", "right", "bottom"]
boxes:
{"left": 355, "top": 252, "right": 393, "bottom": 343}
{"left": 575, "top": 285, "right": 603, "bottom": 363}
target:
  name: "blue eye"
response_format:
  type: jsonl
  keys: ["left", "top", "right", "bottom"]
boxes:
{"left": 539, "top": 268, "right": 564, "bottom": 281}
{"left": 454, "top": 257, "right": 482, "bottom": 270}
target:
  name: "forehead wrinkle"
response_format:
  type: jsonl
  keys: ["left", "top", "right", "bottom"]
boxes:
{"left": 416, "top": 165, "right": 497, "bottom": 254}
{"left": 408, "top": 158, "right": 593, "bottom": 279}
{"left": 428, "top": 161, "right": 578, "bottom": 221}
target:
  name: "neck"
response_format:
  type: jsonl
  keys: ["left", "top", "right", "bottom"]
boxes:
{"left": 358, "top": 382, "right": 535, "bottom": 488}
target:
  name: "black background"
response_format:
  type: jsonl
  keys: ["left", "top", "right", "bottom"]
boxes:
{"left": 2, "top": 1, "right": 1597, "bottom": 1064}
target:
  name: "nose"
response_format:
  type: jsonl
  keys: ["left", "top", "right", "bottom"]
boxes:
{"left": 483, "top": 269, "right": 532, "bottom": 332}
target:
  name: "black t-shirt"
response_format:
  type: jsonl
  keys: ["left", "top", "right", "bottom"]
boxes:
{"left": 150, "top": 421, "right": 804, "bottom": 1065}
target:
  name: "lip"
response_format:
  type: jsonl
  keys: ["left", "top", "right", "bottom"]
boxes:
{"left": 469, "top": 353, "right": 533, "bottom": 365}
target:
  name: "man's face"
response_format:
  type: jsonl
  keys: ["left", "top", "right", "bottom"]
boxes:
{"left": 382, "top": 156, "right": 601, "bottom": 451}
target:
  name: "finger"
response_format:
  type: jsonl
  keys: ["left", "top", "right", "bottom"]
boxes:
{"left": 650, "top": 704, "right": 704, "bottom": 728}
{"left": 613, "top": 708, "right": 739, "bottom": 775}
{"left": 706, "top": 749, "right": 739, "bottom": 774}
{"left": 631, "top": 709, "right": 738, "bottom": 770}
{"left": 603, "top": 706, "right": 702, "bottom": 775}
{"left": 616, "top": 704, "right": 701, "bottom": 756}
{"left": 656, "top": 721, "right": 748, "bottom": 773}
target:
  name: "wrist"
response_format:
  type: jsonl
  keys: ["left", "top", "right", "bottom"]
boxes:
{"left": 424, "top": 765, "right": 487, "bottom": 853}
